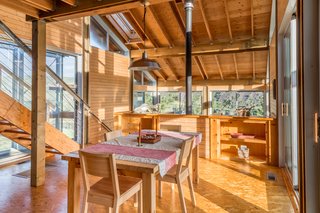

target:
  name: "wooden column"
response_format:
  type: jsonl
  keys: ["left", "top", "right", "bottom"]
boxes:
{"left": 31, "top": 19, "right": 46, "bottom": 187}
{"left": 82, "top": 16, "right": 90, "bottom": 147}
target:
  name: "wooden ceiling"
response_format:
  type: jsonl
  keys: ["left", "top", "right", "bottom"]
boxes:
{"left": 0, "top": 0, "right": 272, "bottom": 82}
{"left": 102, "top": 0, "right": 272, "bottom": 81}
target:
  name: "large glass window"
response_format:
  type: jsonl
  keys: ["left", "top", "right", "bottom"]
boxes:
{"left": 0, "top": 41, "right": 80, "bottom": 164}
{"left": 212, "top": 91, "right": 265, "bottom": 116}
{"left": 133, "top": 91, "right": 203, "bottom": 115}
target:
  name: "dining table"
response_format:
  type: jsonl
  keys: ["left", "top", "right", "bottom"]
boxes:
{"left": 62, "top": 130, "right": 202, "bottom": 213}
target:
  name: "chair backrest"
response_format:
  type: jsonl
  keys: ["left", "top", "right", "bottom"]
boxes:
{"left": 176, "top": 136, "right": 194, "bottom": 175}
{"left": 79, "top": 150, "right": 120, "bottom": 197}
{"left": 105, "top": 130, "right": 123, "bottom": 141}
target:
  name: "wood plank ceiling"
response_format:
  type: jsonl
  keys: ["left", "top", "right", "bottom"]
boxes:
{"left": 102, "top": 0, "right": 272, "bottom": 81}
{"left": 0, "top": 0, "right": 272, "bottom": 82}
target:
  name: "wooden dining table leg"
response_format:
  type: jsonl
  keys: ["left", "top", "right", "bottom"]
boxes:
{"left": 142, "top": 172, "right": 156, "bottom": 213}
{"left": 192, "top": 145, "right": 199, "bottom": 184}
{"left": 67, "top": 159, "right": 81, "bottom": 213}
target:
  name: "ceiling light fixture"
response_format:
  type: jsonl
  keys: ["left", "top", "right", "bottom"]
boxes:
{"left": 128, "top": 0, "right": 161, "bottom": 71}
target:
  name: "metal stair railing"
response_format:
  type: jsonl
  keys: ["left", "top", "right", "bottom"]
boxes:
{"left": 0, "top": 19, "right": 113, "bottom": 147}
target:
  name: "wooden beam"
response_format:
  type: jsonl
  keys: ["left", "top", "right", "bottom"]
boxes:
{"left": 198, "top": 0, "right": 213, "bottom": 41}
{"left": 31, "top": 19, "right": 46, "bottom": 187}
{"left": 161, "top": 58, "right": 179, "bottom": 81}
{"left": 251, "top": 0, "right": 254, "bottom": 37}
{"left": 21, "top": 0, "right": 54, "bottom": 11}
{"left": 149, "top": 5, "right": 174, "bottom": 47}
{"left": 126, "top": 10, "right": 160, "bottom": 48}
{"left": 158, "top": 78, "right": 266, "bottom": 88}
{"left": 169, "top": 1, "right": 185, "bottom": 36}
{"left": 223, "top": 0, "right": 233, "bottom": 41}
{"left": 81, "top": 16, "right": 90, "bottom": 147}
{"left": 39, "top": 0, "right": 172, "bottom": 21}
{"left": 153, "top": 70, "right": 167, "bottom": 81}
{"left": 194, "top": 56, "right": 208, "bottom": 80}
{"left": 127, "top": 8, "right": 178, "bottom": 81}
{"left": 60, "top": 0, "right": 77, "bottom": 6}
{"left": 131, "top": 39, "right": 268, "bottom": 58}
{"left": 252, "top": 51, "right": 256, "bottom": 80}
{"left": 233, "top": 53, "right": 239, "bottom": 80}
{"left": 214, "top": 55, "right": 224, "bottom": 80}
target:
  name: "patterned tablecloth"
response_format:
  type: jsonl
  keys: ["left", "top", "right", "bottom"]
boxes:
{"left": 83, "top": 130, "right": 202, "bottom": 177}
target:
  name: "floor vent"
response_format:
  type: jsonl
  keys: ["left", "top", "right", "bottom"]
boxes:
{"left": 267, "top": 172, "right": 277, "bottom": 181}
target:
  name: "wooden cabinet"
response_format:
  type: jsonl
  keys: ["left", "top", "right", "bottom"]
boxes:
{"left": 210, "top": 117, "right": 278, "bottom": 166}
{"left": 115, "top": 112, "right": 278, "bottom": 166}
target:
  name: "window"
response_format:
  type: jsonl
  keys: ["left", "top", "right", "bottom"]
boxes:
{"left": 90, "top": 18, "right": 108, "bottom": 50}
{"left": 212, "top": 91, "right": 265, "bottom": 116}
{"left": 133, "top": 90, "right": 203, "bottom": 115}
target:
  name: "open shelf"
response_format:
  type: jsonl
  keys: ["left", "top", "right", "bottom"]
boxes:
{"left": 221, "top": 136, "right": 266, "bottom": 144}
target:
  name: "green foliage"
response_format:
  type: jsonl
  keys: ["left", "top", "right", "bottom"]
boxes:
{"left": 212, "top": 91, "right": 265, "bottom": 116}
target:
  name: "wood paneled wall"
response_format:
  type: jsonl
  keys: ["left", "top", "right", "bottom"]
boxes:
{"left": 88, "top": 47, "right": 130, "bottom": 144}
{"left": 0, "top": 4, "right": 83, "bottom": 54}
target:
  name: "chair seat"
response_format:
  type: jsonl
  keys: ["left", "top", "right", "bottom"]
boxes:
{"left": 159, "top": 165, "right": 189, "bottom": 183}
{"left": 88, "top": 175, "right": 142, "bottom": 205}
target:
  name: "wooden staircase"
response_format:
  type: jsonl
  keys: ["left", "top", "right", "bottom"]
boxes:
{"left": 0, "top": 90, "right": 79, "bottom": 154}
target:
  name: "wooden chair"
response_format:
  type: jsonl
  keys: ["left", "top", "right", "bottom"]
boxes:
{"left": 158, "top": 136, "right": 196, "bottom": 213}
{"left": 104, "top": 130, "right": 123, "bottom": 141}
{"left": 79, "top": 150, "right": 143, "bottom": 213}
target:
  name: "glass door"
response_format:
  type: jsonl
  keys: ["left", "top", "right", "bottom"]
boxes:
{"left": 283, "top": 16, "right": 299, "bottom": 191}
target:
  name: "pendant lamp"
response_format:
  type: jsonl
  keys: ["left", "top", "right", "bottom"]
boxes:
{"left": 128, "top": 1, "right": 161, "bottom": 71}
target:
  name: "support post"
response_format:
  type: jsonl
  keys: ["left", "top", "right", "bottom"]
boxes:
{"left": 185, "top": 0, "right": 194, "bottom": 114}
{"left": 31, "top": 19, "right": 46, "bottom": 187}
{"left": 82, "top": 16, "right": 90, "bottom": 146}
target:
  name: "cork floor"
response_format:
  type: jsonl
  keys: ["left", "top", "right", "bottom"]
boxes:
{"left": 0, "top": 155, "right": 294, "bottom": 213}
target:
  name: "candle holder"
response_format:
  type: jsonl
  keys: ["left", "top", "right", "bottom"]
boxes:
{"left": 137, "top": 122, "right": 143, "bottom": 147}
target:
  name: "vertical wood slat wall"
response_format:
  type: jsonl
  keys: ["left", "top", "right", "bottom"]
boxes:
{"left": 88, "top": 47, "right": 130, "bottom": 144}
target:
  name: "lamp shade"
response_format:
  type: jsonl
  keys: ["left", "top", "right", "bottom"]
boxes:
{"left": 128, "top": 52, "right": 161, "bottom": 71}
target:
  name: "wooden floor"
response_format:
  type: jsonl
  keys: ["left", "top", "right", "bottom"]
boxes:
{"left": 0, "top": 154, "right": 294, "bottom": 213}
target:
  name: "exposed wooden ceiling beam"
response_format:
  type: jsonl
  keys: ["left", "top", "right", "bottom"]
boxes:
{"left": 126, "top": 9, "right": 160, "bottom": 48}
{"left": 198, "top": 0, "right": 212, "bottom": 41}
{"left": 194, "top": 56, "right": 208, "bottom": 80}
{"left": 131, "top": 39, "right": 268, "bottom": 58}
{"left": 37, "top": 0, "right": 172, "bottom": 21}
{"left": 251, "top": 0, "right": 254, "bottom": 37}
{"left": 60, "top": 0, "right": 77, "bottom": 6}
{"left": 153, "top": 70, "right": 167, "bottom": 81}
{"left": 158, "top": 79, "right": 266, "bottom": 87}
{"left": 233, "top": 54, "right": 239, "bottom": 80}
{"left": 149, "top": 5, "right": 174, "bottom": 47}
{"left": 21, "top": 0, "right": 54, "bottom": 11}
{"left": 123, "top": 11, "right": 147, "bottom": 44}
{"left": 126, "top": 8, "right": 178, "bottom": 81}
{"left": 169, "top": 1, "right": 185, "bottom": 36}
{"left": 252, "top": 51, "right": 256, "bottom": 80}
{"left": 162, "top": 58, "right": 179, "bottom": 81}
{"left": 214, "top": 55, "right": 224, "bottom": 80}
{"left": 223, "top": 0, "right": 233, "bottom": 41}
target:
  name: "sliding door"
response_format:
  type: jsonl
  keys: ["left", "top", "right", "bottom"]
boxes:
{"left": 283, "top": 16, "right": 299, "bottom": 190}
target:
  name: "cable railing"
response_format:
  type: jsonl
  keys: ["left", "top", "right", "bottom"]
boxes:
{"left": 0, "top": 19, "right": 113, "bottom": 147}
